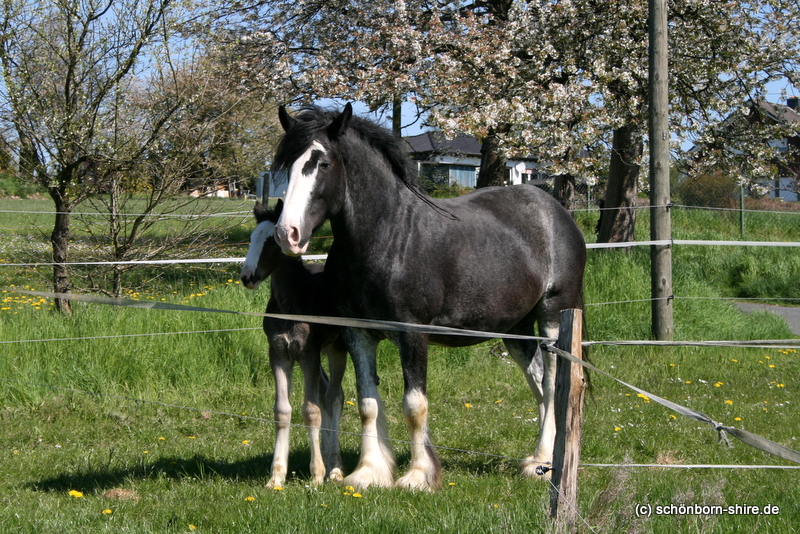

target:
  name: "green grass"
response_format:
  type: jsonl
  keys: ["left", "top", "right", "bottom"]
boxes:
{"left": 1, "top": 197, "right": 800, "bottom": 532}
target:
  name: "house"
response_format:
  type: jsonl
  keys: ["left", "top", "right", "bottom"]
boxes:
{"left": 686, "top": 96, "right": 800, "bottom": 202}
{"left": 403, "top": 131, "right": 546, "bottom": 189}
{"left": 753, "top": 97, "right": 800, "bottom": 201}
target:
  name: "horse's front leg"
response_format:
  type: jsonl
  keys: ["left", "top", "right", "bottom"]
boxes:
{"left": 394, "top": 332, "right": 441, "bottom": 491}
{"left": 268, "top": 345, "right": 293, "bottom": 488}
{"left": 322, "top": 342, "right": 347, "bottom": 482}
{"left": 341, "top": 328, "right": 396, "bottom": 490}
{"left": 299, "top": 347, "right": 326, "bottom": 486}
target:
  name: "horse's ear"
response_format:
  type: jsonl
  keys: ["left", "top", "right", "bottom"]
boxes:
{"left": 327, "top": 103, "right": 353, "bottom": 139}
{"left": 274, "top": 198, "right": 284, "bottom": 217}
{"left": 253, "top": 201, "right": 267, "bottom": 221}
{"left": 278, "top": 105, "right": 294, "bottom": 132}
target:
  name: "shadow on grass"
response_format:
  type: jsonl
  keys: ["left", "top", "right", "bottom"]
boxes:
{"left": 26, "top": 447, "right": 512, "bottom": 493}
{"left": 27, "top": 448, "right": 363, "bottom": 493}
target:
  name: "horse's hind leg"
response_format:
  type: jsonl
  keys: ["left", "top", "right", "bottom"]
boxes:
{"left": 341, "top": 328, "right": 396, "bottom": 490}
{"left": 504, "top": 323, "right": 559, "bottom": 479}
{"left": 299, "top": 345, "right": 326, "bottom": 486}
{"left": 268, "top": 344, "right": 293, "bottom": 488}
{"left": 322, "top": 342, "right": 347, "bottom": 482}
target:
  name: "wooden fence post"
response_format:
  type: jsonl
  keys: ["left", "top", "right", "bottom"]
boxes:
{"left": 549, "top": 308, "right": 585, "bottom": 533}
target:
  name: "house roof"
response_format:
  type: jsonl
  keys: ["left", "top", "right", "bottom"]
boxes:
{"left": 403, "top": 131, "right": 483, "bottom": 158}
{"left": 756, "top": 100, "right": 800, "bottom": 126}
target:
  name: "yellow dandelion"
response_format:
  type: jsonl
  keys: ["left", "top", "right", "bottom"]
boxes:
{"left": 346, "top": 400, "right": 355, "bottom": 406}
{"left": 189, "top": 525, "right": 197, "bottom": 531}
{"left": 343, "top": 492, "right": 351, "bottom": 496}
{"left": 102, "top": 509, "right": 112, "bottom": 515}
{"left": 731, "top": 359, "right": 738, "bottom": 363}
{"left": 69, "top": 490, "right": 84, "bottom": 498}
{"left": 158, "top": 437, "right": 166, "bottom": 441}
{"left": 669, "top": 363, "right": 676, "bottom": 367}
{"left": 345, "top": 486, "right": 355, "bottom": 492}
{"left": 273, "top": 486, "right": 283, "bottom": 491}
{"left": 637, "top": 393, "right": 650, "bottom": 402}
{"left": 669, "top": 415, "right": 677, "bottom": 420}
{"left": 494, "top": 399, "right": 503, "bottom": 404}
{"left": 685, "top": 380, "right": 692, "bottom": 384}
{"left": 777, "top": 384, "right": 786, "bottom": 388}
{"left": 448, "top": 482, "right": 456, "bottom": 486}
{"left": 242, "top": 440, "right": 250, "bottom": 445}
{"left": 245, "top": 496, "right": 255, "bottom": 502}
{"left": 614, "top": 427, "right": 621, "bottom": 432}
{"left": 352, "top": 493, "right": 363, "bottom": 498}
{"left": 143, "top": 450, "right": 149, "bottom": 454}
{"left": 464, "top": 403, "right": 472, "bottom": 409}
{"left": 725, "top": 400, "right": 733, "bottom": 405}
{"left": 734, "top": 417, "right": 742, "bottom": 422}
{"left": 714, "top": 382, "right": 723, "bottom": 387}
{"left": 769, "top": 364, "right": 776, "bottom": 368}
{"left": 187, "top": 436, "right": 197, "bottom": 439}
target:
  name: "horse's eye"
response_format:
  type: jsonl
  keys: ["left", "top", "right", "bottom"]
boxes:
{"left": 319, "top": 162, "right": 331, "bottom": 170}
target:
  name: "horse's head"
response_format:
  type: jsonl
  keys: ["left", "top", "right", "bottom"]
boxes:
{"left": 240, "top": 200, "right": 285, "bottom": 290}
{"left": 273, "top": 104, "right": 352, "bottom": 256}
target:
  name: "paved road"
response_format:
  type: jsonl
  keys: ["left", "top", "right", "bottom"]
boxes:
{"left": 737, "top": 303, "right": 800, "bottom": 336}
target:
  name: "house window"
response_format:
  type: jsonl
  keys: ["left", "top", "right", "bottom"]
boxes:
{"left": 449, "top": 165, "right": 477, "bottom": 188}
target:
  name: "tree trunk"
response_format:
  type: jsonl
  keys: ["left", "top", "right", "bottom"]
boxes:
{"left": 553, "top": 173, "right": 578, "bottom": 213}
{"left": 597, "top": 124, "right": 643, "bottom": 243}
{"left": 49, "top": 188, "right": 72, "bottom": 313}
{"left": 391, "top": 96, "right": 402, "bottom": 137}
{"left": 477, "top": 129, "right": 506, "bottom": 189}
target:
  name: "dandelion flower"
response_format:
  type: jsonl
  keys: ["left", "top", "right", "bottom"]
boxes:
{"left": 734, "top": 417, "right": 742, "bottom": 422}
{"left": 352, "top": 493, "right": 363, "bottom": 498}
{"left": 464, "top": 403, "right": 472, "bottom": 409}
{"left": 189, "top": 525, "right": 197, "bottom": 531}
{"left": 614, "top": 427, "right": 621, "bottom": 432}
{"left": 273, "top": 486, "right": 283, "bottom": 491}
{"left": 777, "top": 384, "right": 786, "bottom": 388}
{"left": 494, "top": 399, "right": 503, "bottom": 404}
{"left": 725, "top": 400, "right": 733, "bottom": 405}
{"left": 102, "top": 509, "right": 112, "bottom": 515}
{"left": 245, "top": 496, "right": 255, "bottom": 502}
{"left": 345, "top": 486, "right": 355, "bottom": 492}
{"left": 242, "top": 440, "right": 250, "bottom": 445}
{"left": 449, "top": 482, "right": 456, "bottom": 486}
{"left": 669, "top": 415, "right": 676, "bottom": 420}
{"left": 346, "top": 400, "right": 355, "bottom": 406}
{"left": 714, "top": 382, "right": 723, "bottom": 387}
{"left": 69, "top": 490, "right": 84, "bottom": 498}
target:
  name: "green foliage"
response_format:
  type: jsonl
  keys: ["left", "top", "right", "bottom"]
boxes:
{"left": 0, "top": 172, "right": 46, "bottom": 198}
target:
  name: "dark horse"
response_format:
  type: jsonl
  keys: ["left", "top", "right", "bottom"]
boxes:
{"left": 240, "top": 200, "right": 347, "bottom": 487}
{"left": 274, "top": 104, "right": 586, "bottom": 491}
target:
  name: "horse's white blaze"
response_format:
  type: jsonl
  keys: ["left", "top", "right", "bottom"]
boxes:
{"left": 240, "top": 220, "right": 275, "bottom": 289}
{"left": 276, "top": 140, "right": 326, "bottom": 256}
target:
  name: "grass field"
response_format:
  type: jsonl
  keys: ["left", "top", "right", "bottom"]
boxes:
{"left": 1, "top": 197, "right": 799, "bottom": 533}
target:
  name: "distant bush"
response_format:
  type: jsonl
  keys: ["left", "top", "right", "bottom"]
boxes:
{"left": 0, "top": 173, "right": 45, "bottom": 198}
{"left": 674, "top": 172, "right": 739, "bottom": 208}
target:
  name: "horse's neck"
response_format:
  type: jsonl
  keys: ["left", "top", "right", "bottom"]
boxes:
{"left": 335, "top": 176, "right": 420, "bottom": 256}
{"left": 271, "top": 255, "right": 312, "bottom": 292}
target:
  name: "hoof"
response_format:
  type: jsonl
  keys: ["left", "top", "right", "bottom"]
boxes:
{"left": 328, "top": 467, "right": 344, "bottom": 483}
{"left": 520, "top": 456, "right": 552, "bottom": 480}
{"left": 342, "top": 463, "right": 394, "bottom": 490}
{"left": 395, "top": 467, "right": 437, "bottom": 492}
{"left": 266, "top": 476, "right": 286, "bottom": 489}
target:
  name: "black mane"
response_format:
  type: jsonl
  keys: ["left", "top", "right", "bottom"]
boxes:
{"left": 274, "top": 105, "right": 455, "bottom": 218}
{"left": 273, "top": 105, "right": 418, "bottom": 188}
